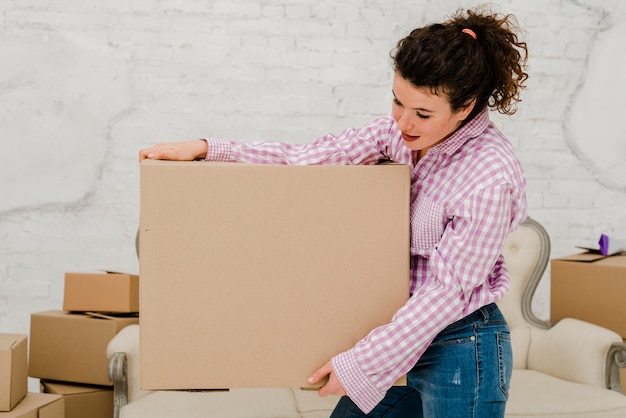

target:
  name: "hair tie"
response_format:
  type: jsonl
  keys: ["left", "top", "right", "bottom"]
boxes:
{"left": 461, "top": 28, "right": 477, "bottom": 40}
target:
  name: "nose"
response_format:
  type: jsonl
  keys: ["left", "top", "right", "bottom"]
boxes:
{"left": 396, "top": 110, "right": 413, "bottom": 132}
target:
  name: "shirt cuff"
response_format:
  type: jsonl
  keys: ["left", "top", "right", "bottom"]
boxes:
{"left": 331, "top": 350, "right": 385, "bottom": 414}
{"left": 204, "top": 138, "right": 233, "bottom": 162}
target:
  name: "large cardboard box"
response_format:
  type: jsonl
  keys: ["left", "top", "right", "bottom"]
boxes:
{"left": 63, "top": 271, "right": 139, "bottom": 313}
{"left": 140, "top": 161, "right": 411, "bottom": 390}
{"left": 0, "top": 393, "right": 63, "bottom": 418}
{"left": 551, "top": 253, "right": 626, "bottom": 337}
{"left": 40, "top": 381, "right": 112, "bottom": 418}
{"left": 0, "top": 334, "right": 27, "bottom": 411}
{"left": 29, "top": 311, "right": 139, "bottom": 386}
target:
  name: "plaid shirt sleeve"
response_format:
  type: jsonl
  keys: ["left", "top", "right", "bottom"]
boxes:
{"left": 204, "top": 115, "right": 401, "bottom": 166}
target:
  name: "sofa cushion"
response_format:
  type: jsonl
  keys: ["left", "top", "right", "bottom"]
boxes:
{"left": 507, "top": 370, "right": 626, "bottom": 417}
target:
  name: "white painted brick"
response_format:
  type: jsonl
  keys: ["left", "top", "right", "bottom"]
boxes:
{"left": 213, "top": 65, "right": 266, "bottom": 82}
{"left": 542, "top": 193, "right": 569, "bottom": 209}
{"left": 285, "top": 3, "right": 310, "bottom": 19}
{"left": 262, "top": 4, "right": 286, "bottom": 18}
{"left": 211, "top": 1, "right": 260, "bottom": 18}
{"left": 4, "top": 279, "right": 50, "bottom": 301}
{"left": 268, "top": 35, "right": 296, "bottom": 50}
{"left": 332, "top": 3, "right": 362, "bottom": 21}
{"left": 1, "top": 0, "right": 624, "bottom": 340}
{"left": 310, "top": 3, "right": 335, "bottom": 19}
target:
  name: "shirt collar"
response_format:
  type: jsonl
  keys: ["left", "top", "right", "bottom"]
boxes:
{"left": 430, "top": 107, "right": 490, "bottom": 156}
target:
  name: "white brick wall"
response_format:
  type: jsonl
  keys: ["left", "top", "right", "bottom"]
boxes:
{"left": 1, "top": 0, "right": 625, "bottom": 347}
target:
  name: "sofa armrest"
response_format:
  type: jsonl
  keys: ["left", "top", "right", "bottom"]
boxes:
{"left": 527, "top": 318, "right": 623, "bottom": 389}
{"left": 607, "top": 341, "right": 626, "bottom": 392}
{"left": 108, "top": 352, "right": 128, "bottom": 418}
{"left": 107, "top": 325, "right": 152, "bottom": 409}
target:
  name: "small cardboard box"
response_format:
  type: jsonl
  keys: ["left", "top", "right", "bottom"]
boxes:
{"left": 29, "top": 311, "right": 139, "bottom": 386}
{"left": 139, "top": 161, "right": 411, "bottom": 390}
{"left": 40, "top": 381, "right": 112, "bottom": 418}
{"left": 551, "top": 253, "right": 626, "bottom": 337}
{"left": 0, "top": 334, "right": 27, "bottom": 411}
{"left": 0, "top": 392, "right": 64, "bottom": 418}
{"left": 63, "top": 271, "right": 139, "bottom": 313}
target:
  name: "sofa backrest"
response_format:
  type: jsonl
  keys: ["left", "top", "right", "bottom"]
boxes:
{"left": 498, "top": 218, "right": 551, "bottom": 369}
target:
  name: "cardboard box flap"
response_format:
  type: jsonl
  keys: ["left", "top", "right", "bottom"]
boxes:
{"left": 40, "top": 380, "right": 113, "bottom": 418}
{"left": 558, "top": 252, "right": 607, "bottom": 262}
{"left": 84, "top": 312, "right": 138, "bottom": 320}
{"left": 41, "top": 380, "right": 108, "bottom": 396}
{"left": 101, "top": 270, "right": 138, "bottom": 275}
{"left": 557, "top": 251, "right": 626, "bottom": 263}
{"left": 0, "top": 334, "right": 25, "bottom": 349}
{"left": 65, "top": 270, "right": 137, "bottom": 277}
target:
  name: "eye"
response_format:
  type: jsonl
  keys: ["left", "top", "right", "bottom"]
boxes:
{"left": 416, "top": 111, "right": 430, "bottom": 119}
{"left": 393, "top": 98, "right": 402, "bottom": 106}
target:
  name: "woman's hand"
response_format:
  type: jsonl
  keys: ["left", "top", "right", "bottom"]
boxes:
{"left": 307, "top": 361, "right": 347, "bottom": 398}
{"left": 139, "top": 139, "right": 208, "bottom": 162}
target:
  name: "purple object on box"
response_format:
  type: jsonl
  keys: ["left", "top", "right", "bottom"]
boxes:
{"left": 599, "top": 234, "right": 609, "bottom": 256}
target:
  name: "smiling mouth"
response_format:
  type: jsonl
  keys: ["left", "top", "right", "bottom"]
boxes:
{"left": 402, "top": 133, "right": 419, "bottom": 142}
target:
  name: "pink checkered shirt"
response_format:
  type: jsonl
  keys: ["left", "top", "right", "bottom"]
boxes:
{"left": 204, "top": 108, "right": 527, "bottom": 413}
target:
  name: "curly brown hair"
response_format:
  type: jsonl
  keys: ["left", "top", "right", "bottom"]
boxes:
{"left": 391, "top": 6, "right": 529, "bottom": 120}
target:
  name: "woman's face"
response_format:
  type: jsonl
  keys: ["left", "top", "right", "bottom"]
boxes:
{"left": 391, "top": 72, "right": 473, "bottom": 154}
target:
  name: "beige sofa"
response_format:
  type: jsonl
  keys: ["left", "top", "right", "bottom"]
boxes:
{"left": 108, "top": 218, "right": 626, "bottom": 417}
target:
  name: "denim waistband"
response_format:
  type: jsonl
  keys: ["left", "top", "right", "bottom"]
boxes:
{"left": 442, "top": 302, "right": 500, "bottom": 331}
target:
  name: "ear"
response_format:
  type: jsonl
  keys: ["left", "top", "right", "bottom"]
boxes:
{"left": 458, "top": 98, "right": 476, "bottom": 120}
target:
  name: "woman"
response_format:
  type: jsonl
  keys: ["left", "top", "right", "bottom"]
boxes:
{"left": 140, "top": 6, "right": 529, "bottom": 417}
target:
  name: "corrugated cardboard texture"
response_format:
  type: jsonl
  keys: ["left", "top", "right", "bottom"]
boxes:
{"left": 0, "top": 392, "right": 64, "bottom": 418}
{"left": 40, "top": 381, "right": 112, "bottom": 418}
{"left": 63, "top": 272, "right": 139, "bottom": 313}
{"left": 140, "top": 161, "right": 410, "bottom": 390}
{"left": 29, "top": 311, "right": 139, "bottom": 386}
{"left": 0, "top": 334, "right": 27, "bottom": 412}
{"left": 551, "top": 254, "right": 626, "bottom": 337}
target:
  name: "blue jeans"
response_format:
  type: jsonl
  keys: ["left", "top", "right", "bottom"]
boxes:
{"left": 330, "top": 303, "right": 512, "bottom": 418}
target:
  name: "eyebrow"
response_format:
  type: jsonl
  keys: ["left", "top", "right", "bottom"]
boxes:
{"left": 392, "top": 90, "right": 434, "bottom": 113}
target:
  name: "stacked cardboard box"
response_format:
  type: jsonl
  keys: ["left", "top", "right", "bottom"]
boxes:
{"left": 40, "top": 381, "right": 112, "bottom": 418}
{"left": 29, "top": 311, "right": 138, "bottom": 386}
{"left": 1, "top": 333, "right": 65, "bottom": 417}
{"left": 62, "top": 272, "right": 139, "bottom": 313}
{"left": 0, "top": 334, "right": 27, "bottom": 412}
{"left": 26, "top": 271, "right": 139, "bottom": 418}
{"left": 551, "top": 253, "right": 626, "bottom": 337}
{"left": 0, "top": 392, "right": 64, "bottom": 418}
